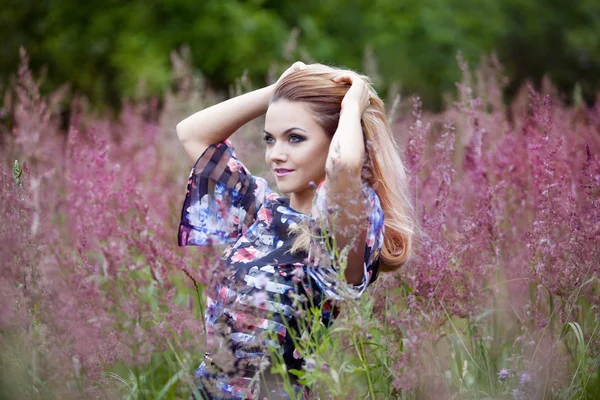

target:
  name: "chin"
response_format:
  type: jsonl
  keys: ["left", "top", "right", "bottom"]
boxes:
{"left": 276, "top": 185, "right": 294, "bottom": 194}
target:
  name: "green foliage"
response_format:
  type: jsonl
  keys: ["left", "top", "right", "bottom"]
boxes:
{"left": 1, "top": 0, "right": 599, "bottom": 111}
{"left": 12, "top": 160, "right": 23, "bottom": 186}
{"left": 496, "top": 0, "right": 600, "bottom": 102}
{"left": 1, "top": 0, "right": 288, "bottom": 109}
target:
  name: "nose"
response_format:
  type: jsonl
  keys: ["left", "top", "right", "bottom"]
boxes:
{"left": 269, "top": 141, "right": 288, "bottom": 164}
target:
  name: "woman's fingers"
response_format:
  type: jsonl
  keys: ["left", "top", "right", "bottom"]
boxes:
{"left": 275, "top": 61, "right": 307, "bottom": 85}
{"left": 291, "top": 61, "right": 306, "bottom": 71}
{"left": 332, "top": 73, "right": 356, "bottom": 83}
{"left": 333, "top": 72, "right": 371, "bottom": 113}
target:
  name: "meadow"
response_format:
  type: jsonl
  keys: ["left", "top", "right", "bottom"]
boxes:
{"left": 1, "top": 48, "right": 599, "bottom": 399}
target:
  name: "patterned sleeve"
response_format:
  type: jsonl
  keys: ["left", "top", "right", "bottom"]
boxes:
{"left": 307, "top": 180, "right": 385, "bottom": 299}
{"left": 178, "top": 140, "right": 272, "bottom": 246}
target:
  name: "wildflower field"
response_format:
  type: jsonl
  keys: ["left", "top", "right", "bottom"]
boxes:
{"left": 1, "top": 49, "right": 599, "bottom": 399}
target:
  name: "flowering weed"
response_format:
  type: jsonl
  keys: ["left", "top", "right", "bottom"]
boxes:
{"left": 1, "top": 49, "right": 598, "bottom": 399}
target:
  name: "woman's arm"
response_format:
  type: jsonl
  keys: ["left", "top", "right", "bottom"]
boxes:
{"left": 176, "top": 85, "right": 274, "bottom": 162}
{"left": 325, "top": 73, "right": 372, "bottom": 285}
{"left": 176, "top": 62, "right": 307, "bottom": 162}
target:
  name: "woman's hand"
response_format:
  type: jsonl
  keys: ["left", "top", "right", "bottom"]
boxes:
{"left": 274, "top": 61, "right": 306, "bottom": 87}
{"left": 332, "top": 72, "right": 371, "bottom": 115}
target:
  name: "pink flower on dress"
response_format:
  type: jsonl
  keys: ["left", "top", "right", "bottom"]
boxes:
{"left": 230, "top": 246, "right": 264, "bottom": 263}
{"left": 252, "top": 291, "right": 267, "bottom": 307}
{"left": 256, "top": 274, "right": 269, "bottom": 289}
{"left": 226, "top": 157, "right": 240, "bottom": 172}
{"left": 257, "top": 206, "right": 272, "bottom": 223}
{"left": 293, "top": 348, "right": 302, "bottom": 359}
{"left": 291, "top": 267, "right": 305, "bottom": 283}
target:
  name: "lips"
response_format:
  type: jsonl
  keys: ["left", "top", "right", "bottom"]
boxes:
{"left": 274, "top": 168, "right": 294, "bottom": 178}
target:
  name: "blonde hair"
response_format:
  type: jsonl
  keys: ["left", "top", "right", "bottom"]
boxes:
{"left": 271, "top": 64, "right": 414, "bottom": 272}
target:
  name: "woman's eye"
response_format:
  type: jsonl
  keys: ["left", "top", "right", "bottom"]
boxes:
{"left": 263, "top": 134, "right": 304, "bottom": 144}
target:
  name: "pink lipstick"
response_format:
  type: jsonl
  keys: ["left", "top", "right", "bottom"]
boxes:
{"left": 274, "top": 168, "right": 294, "bottom": 178}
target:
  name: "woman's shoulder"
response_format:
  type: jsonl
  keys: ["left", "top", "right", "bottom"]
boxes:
{"left": 251, "top": 176, "right": 281, "bottom": 205}
{"left": 312, "top": 179, "right": 383, "bottom": 216}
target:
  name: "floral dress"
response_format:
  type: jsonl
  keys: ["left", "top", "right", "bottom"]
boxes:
{"left": 178, "top": 140, "right": 385, "bottom": 399}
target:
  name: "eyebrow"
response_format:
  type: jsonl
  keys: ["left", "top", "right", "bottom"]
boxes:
{"left": 263, "top": 127, "right": 307, "bottom": 136}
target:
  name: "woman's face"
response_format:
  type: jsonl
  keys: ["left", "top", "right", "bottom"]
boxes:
{"left": 264, "top": 100, "right": 331, "bottom": 196}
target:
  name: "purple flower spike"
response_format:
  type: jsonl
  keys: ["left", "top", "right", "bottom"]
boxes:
{"left": 498, "top": 368, "right": 509, "bottom": 382}
{"left": 520, "top": 372, "right": 531, "bottom": 385}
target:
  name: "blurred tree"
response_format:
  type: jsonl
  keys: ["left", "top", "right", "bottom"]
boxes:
{"left": 1, "top": 0, "right": 288, "bottom": 111}
{"left": 497, "top": 0, "right": 600, "bottom": 102}
{"left": 1, "top": 0, "right": 598, "bottom": 112}
{"left": 362, "top": 0, "right": 506, "bottom": 108}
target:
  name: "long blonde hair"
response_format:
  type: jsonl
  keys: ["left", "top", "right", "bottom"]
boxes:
{"left": 271, "top": 64, "right": 414, "bottom": 272}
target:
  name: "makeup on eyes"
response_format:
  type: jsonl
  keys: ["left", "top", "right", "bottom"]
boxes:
{"left": 263, "top": 128, "right": 307, "bottom": 144}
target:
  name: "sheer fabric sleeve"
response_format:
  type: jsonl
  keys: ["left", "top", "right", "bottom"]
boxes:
{"left": 307, "top": 180, "right": 385, "bottom": 299}
{"left": 178, "top": 140, "right": 271, "bottom": 246}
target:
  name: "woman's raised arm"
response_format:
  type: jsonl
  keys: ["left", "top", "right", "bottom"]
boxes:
{"left": 176, "top": 62, "right": 306, "bottom": 162}
{"left": 176, "top": 85, "right": 274, "bottom": 162}
{"left": 324, "top": 72, "right": 373, "bottom": 285}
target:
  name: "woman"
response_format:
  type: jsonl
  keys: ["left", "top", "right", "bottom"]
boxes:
{"left": 177, "top": 62, "right": 414, "bottom": 399}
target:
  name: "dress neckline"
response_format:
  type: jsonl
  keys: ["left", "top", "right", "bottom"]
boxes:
{"left": 277, "top": 196, "right": 309, "bottom": 217}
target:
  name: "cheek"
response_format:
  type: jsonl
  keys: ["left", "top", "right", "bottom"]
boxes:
{"left": 305, "top": 145, "right": 328, "bottom": 175}
{"left": 315, "top": 140, "right": 331, "bottom": 163}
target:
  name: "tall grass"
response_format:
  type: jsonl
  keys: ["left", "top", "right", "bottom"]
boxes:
{"left": 0, "top": 48, "right": 598, "bottom": 399}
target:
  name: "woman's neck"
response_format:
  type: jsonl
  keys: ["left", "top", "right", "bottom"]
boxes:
{"left": 289, "top": 188, "right": 315, "bottom": 215}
